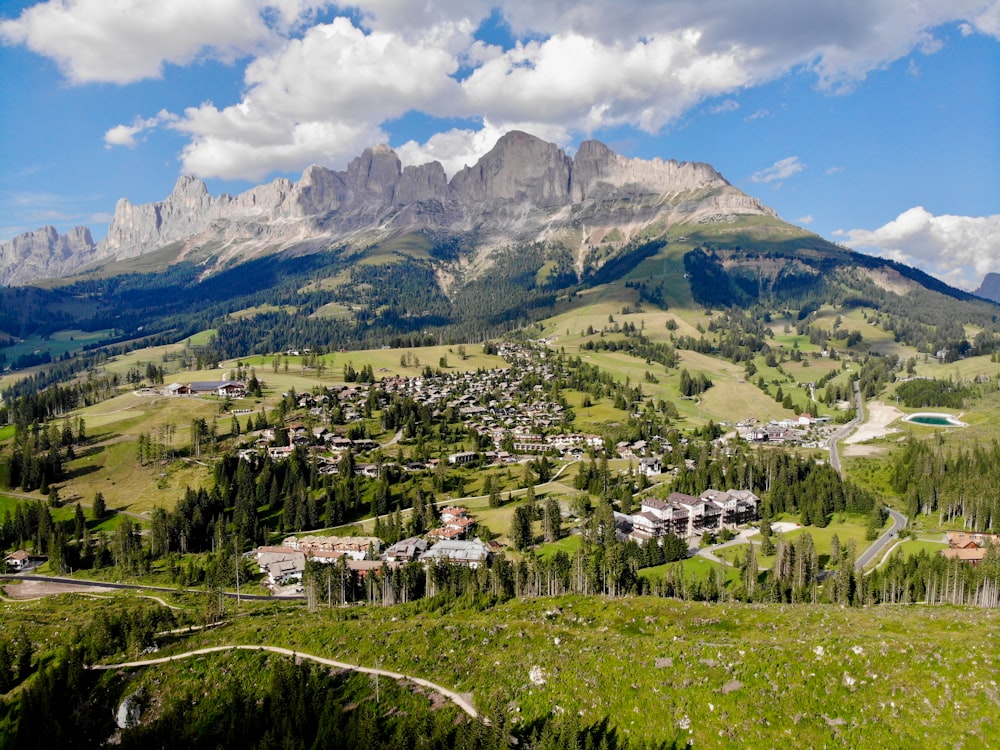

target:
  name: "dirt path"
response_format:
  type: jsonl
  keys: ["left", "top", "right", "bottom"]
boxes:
{"left": 90, "top": 645, "right": 479, "bottom": 719}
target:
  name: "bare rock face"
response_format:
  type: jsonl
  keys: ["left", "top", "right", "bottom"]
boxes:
{"left": 571, "top": 139, "right": 726, "bottom": 201}
{"left": 451, "top": 131, "right": 572, "bottom": 206}
{"left": 3, "top": 130, "right": 780, "bottom": 286}
{"left": 0, "top": 225, "right": 98, "bottom": 286}
{"left": 101, "top": 175, "right": 219, "bottom": 260}
{"left": 975, "top": 273, "right": 1000, "bottom": 303}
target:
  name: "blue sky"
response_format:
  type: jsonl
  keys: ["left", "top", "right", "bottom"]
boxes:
{"left": 1, "top": 0, "right": 998, "bottom": 289}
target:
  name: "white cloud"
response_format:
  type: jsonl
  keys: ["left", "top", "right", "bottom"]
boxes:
{"left": 457, "top": 30, "right": 752, "bottom": 133}
{"left": 0, "top": 0, "right": 326, "bottom": 84}
{"left": 751, "top": 156, "right": 805, "bottom": 184}
{"left": 709, "top": 99, "right": 740, "bottom": 114}
{"left": 104, "top": 110, "right": 178, "bottom": 148}
{"left": 836, "top": 207, "right": 1000, "bottom": 290}
{"left": 5, "top": 0, "right": 999, "bottom": 181}
{"left": 825, "top": 166, "right": 844, "bottom": 175}
{"left": 797, "top": 214, "right": 814, "bottom": 225}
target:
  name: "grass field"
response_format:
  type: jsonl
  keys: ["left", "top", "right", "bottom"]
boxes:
{"left": 880, "top": 538, "right": 948, "bottom": 565}
{"left": 3, "top": 591, "right": 999, "bottom": 746}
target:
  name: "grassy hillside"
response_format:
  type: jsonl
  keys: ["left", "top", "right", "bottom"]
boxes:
{"left": 2, "top": 591, "right": 997, "bottom": 748}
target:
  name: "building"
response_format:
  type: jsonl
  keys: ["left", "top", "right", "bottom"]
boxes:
{"left": 283, "top": 535, "right": 381, "bottom": 561}
{"left": 420, "top": 539, "right": 492, "bottom": 568}
{"left": 639, "top": 457, "right": 662, "bottom": 477}
{"left": 384, "top": 537, "right": 430, "bottom": 562}
{"left": 255, "top": 547, "right": 306, "bottom": 585}
{"left": 627, "top": 488, "right": 759, "bottom": 543}
{"left": 3, "top": 550, "right": 46, "bottom": 570}
{"left": 187, "top": 380, "right": 248, "bottom": 397}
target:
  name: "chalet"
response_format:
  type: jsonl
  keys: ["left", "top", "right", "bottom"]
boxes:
{"left": 4, "top": 549, "right": 46, "bottom": 570}
{"left": 187, "top": 380, "right": 247, "bottom": 397}
{"left": 256, "top": 547, "right": 306, "bottom": 585}
{"left": 430, "top": 507, "right": 477, "bottom": 540}
{"left": 268, "top": 446, "right": 294, "bottom": 461}
{"left": 164, "top": 383, "right": 191, "bottom": 396}
{"left": 448, "top": 451, "right": 478, "bottom": 466}
{"left": 947, "top": 531, "right": 1000, "bottom": 548}
{"left": 421, "top": 539, "right": 492, "bottom": 569}
{"left": 639, "top": 457, "right": 662, "bottom": 477}
{"left": 942, "top": 531, "right": 1000, "bottom": 565}
{"left": 384, "top": 536, "right": 430, "bottom": 562}
{"left": 943, "top": 547, "right": 989, "bottom": 564}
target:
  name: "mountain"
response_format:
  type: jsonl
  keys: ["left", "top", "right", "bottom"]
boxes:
{"left": 1, "top": 130, "right": 996, "bottom": 366}
{"left": 0, "top": 225, "right": 97, "bottom": 287}
{"left": 1, "top": 131, "right": 773, "bottom": 286}
{"left": 975, "top": 272, "right": 1000, "bottom": 303}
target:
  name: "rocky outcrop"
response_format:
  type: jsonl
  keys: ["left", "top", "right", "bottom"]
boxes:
{"left": 0, "top": 225, "right": 99, "bottom": 286}
{"left": 3, "top": 131, "right": 778, "bottom": 286}
{"left": 975, "top": 273, "right": 1000, "bottom": 303}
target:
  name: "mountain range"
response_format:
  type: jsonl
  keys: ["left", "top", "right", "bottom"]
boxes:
{"left": 1, "top": 131, "right": 772, "bottom": 287}
{"left": 1, "top": 130, "right": 997, "bottom": 369}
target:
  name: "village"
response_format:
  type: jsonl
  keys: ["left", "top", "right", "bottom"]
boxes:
{"left": 250, "top": 484, "right": 766, "bottom": 594}
{"left": 100, "top": 340, "right": 992, "bottom": 595}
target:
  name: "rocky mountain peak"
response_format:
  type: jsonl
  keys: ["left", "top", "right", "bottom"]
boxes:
{"left": 2, "top": 131, "right": 780, "bottom": 286}
{"left": 975, "top": 272, "right": 1000, "bottom": 304}
{"left": 0, "top": 225, "right": 98, "bottom": 287}
{"left": 450, "top": 130, "right": 572, "bottom": 206}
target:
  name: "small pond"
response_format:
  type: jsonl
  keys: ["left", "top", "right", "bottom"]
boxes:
{"left": 903, "top": 412, "right": 966, "bottom": 427}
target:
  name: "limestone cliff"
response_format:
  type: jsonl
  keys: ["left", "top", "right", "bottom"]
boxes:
{"left": 0, "top": 226, "right": 98, "bottom": 287}
{"left": 3, "top": 131, "right": 777, "bottom": 286}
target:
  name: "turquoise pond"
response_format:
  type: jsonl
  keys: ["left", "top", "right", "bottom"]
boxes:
{"left": 904, "top": 413, "right": 964, "bottom": 426}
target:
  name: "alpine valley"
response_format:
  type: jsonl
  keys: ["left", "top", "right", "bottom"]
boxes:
{"left": 2, "top": 132, "right": 1000, "bottom": 749}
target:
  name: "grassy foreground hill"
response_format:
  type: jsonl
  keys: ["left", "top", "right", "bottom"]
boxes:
{"left": 1, "top": 591, "right": 998, "bottom": 747}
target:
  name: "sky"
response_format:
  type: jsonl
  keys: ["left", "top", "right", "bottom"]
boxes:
{"left": 1, "top": 0, "right": 998, "bottom": 290}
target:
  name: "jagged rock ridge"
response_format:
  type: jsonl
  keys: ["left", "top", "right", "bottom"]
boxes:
{"left": 0, "top": 226, "right": 97, "bottom": 287}
{"left": 1, "top": 131, "right": 776, "bottom": 286}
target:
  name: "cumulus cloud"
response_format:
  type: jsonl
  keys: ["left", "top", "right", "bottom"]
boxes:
{"left": 751, "top": 156, "right": 805, "bottom": 184}
{"left": 836, "top": 207, "right": 1000, "bottom": 290}
{"left": 104, "top": 110, "right": 178, "bottom": 148}
{"left": 4, "top": 0, "right": 999, "bottom": 180}
{"left": 0, "top": 0, "right": 328, "bottom": 84}
{"left": 797, "top": 214, "right": 814, "bottom": 225}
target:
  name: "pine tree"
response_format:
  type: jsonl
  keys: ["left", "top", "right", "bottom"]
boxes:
{"left": 92, "top": 491, "right": 106, "bottom": 520}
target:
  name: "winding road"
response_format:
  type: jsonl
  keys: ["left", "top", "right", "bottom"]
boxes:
{"left": 89, "top": 644, "right": 479, "bottom": 719}
{"left": 823, "top": 381, "right": 908, "bottom": 571}
{"left": 855, "top": 509, "right": 908, "bottom": 570}
{"left": 827, "top": 381, "right": 863, "bottom": 476}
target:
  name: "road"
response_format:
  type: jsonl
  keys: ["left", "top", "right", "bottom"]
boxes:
{"left": 0, "top": 574, "right": 287, "bottom": 601}
{"left": 695, "top": 529, "right": 759, "bottom": 566}
{"left": 90, "top": 644, "right": 479, "bottom": 719}
{"left": 827, "top": 381, "right": 863, "bottom": 476}
{"left": 819, "top": 382, "right": 908, "bottom": 571}
{"left": 855, "top": 509, "right": 907, "bottom": 570}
